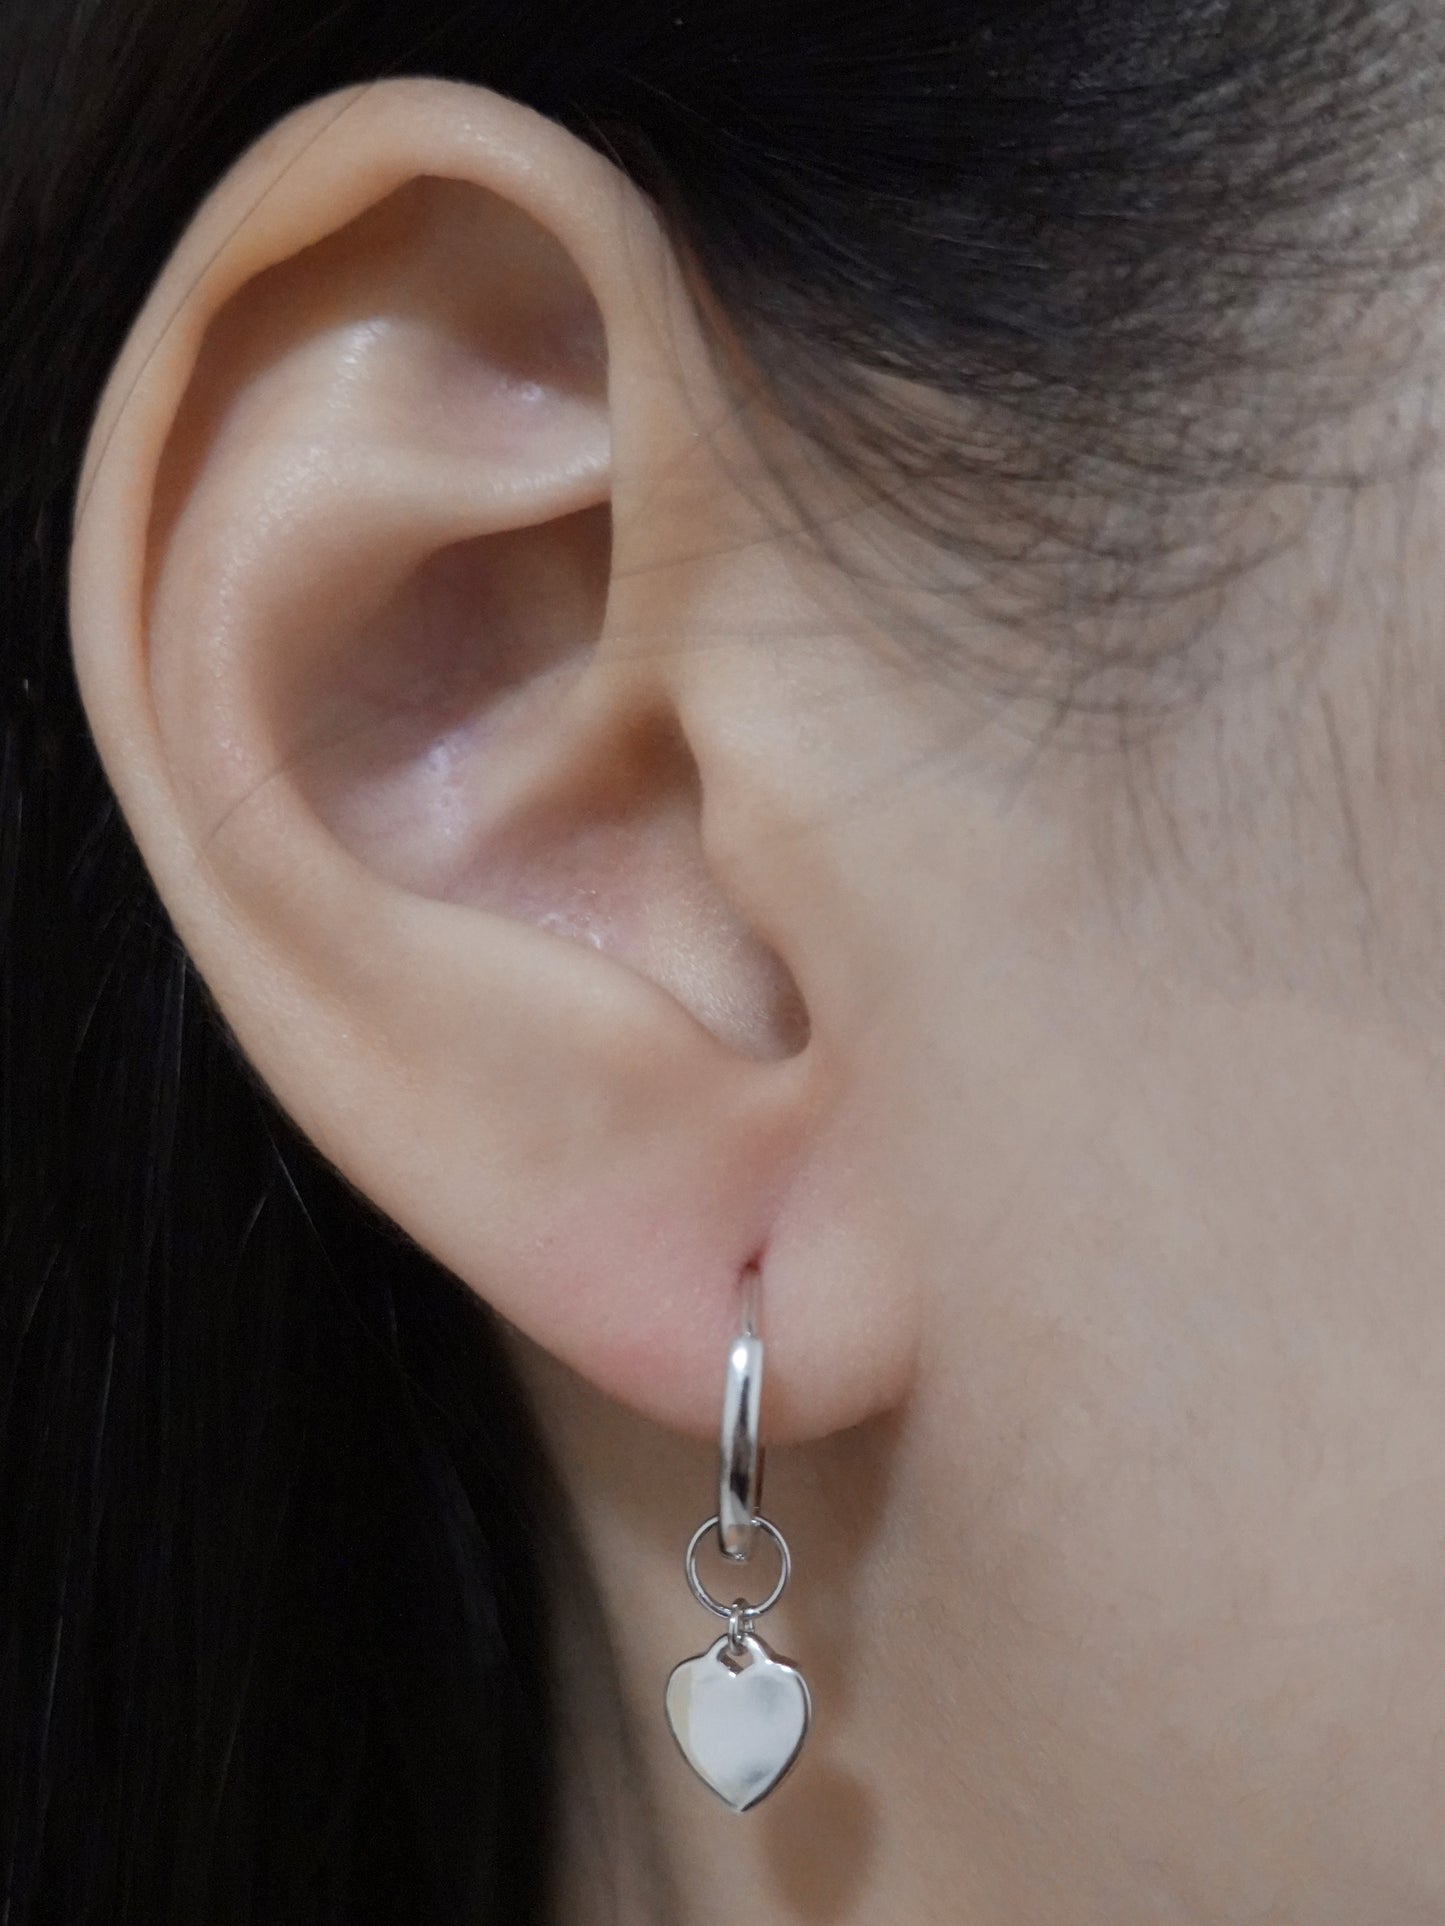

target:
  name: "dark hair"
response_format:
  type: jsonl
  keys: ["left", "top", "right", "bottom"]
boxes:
{"left": 1, "top": 4, "right": 1438, "bottom": 1921}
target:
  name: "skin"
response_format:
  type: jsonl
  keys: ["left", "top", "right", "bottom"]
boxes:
{"left": 68, "top": 76, "right": 1445, "bottom": 1925}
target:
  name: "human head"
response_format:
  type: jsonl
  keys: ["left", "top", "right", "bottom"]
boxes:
{"left": 7, "top": 3, "right": 1445, "bottom": 1919}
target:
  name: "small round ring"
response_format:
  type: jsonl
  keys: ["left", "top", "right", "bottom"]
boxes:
{"left": 685, "top": 1515, "right": 791, "bottom": 1621}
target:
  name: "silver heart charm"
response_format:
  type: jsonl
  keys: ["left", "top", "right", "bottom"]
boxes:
{"left": 665, "top": 1630, "right": 811, "bottom": 1812}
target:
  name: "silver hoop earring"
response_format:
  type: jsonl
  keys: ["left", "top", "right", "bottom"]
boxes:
{"left": 664, "top": 1264, "right": 812, "bottom": 1812}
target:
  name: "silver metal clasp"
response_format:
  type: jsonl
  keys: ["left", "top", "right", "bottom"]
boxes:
{"left": 718, "top": 1261, "right": 764, "bottom": 1561}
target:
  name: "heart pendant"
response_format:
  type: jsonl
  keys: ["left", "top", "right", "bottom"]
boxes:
{"left": 665, "top": 1630, "right": 811, "bottom": 1811}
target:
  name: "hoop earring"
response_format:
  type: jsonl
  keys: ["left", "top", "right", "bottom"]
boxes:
{"left": 664, "top": 1263, "right": 812, "bottom": 1812}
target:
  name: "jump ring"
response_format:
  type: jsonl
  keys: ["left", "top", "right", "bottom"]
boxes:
{"left": 726, "top": 1601, "right": 751, "bottom": 1651}
{"left": 685, "top": 1514, "right": 791, "bottom": 1620}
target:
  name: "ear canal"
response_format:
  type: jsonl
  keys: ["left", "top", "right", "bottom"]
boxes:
{"left": 148, "top": 171, "right": 807, "bottom": 1061}
{"left": 459, "top": 704, "right": 812, "bottom": 1060}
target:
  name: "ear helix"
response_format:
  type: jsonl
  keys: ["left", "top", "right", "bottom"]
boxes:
{"left": 663, "top": 1260, "right": 812, "bottom": 1812}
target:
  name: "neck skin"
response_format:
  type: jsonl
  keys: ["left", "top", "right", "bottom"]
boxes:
{"left": 507, "top": 411, "right": 1445, "bottom": 1926}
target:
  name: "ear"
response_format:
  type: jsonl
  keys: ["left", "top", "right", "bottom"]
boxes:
{"left": 68, "top": 78, "right": 914, "bottom": 1441}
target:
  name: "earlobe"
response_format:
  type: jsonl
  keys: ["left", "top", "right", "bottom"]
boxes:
{"left": 69, "top": 78, "right": 913, "bottom": 1445}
